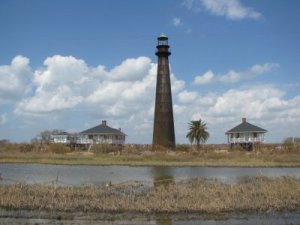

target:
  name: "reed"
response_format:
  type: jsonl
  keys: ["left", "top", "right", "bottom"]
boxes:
{"left": 1, "top": 142, "right": 300, "bottom": 167}
{"left": 1, "top": 176, "right": 300, "bottom": 214}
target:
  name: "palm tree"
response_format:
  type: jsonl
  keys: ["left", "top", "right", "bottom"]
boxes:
{"left": 186, "top": 119, "right": 210, "bottom": 150}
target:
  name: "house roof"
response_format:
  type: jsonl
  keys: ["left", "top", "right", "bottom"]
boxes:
{"left": 52, "top": 131, "right": 69, "bottom": 136}
{"left": 226, "top": 118, "right": 267, "bottom": 134}
{"left": 80, "top": 122, "right": 126, "bottom": 136}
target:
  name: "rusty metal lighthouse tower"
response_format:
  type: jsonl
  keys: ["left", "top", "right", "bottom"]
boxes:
{"left": 152, "top": 34, "right": 175, "bottom": 149}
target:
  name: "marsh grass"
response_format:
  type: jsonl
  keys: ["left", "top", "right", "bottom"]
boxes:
{"left": 1, "top": 176, "right": 300, "bottom": 214}
{"left": 1, "top": 142, "right": 300, "bottom": 166}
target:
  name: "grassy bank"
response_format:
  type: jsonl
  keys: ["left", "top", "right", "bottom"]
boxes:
{"left": 0, "top": 142, "right": 300, "bottom": 167}
{"left": 1, "top": 176, "right": 300, "bottom": 214}
{"left": 1, "top": 150, "right": 300, "bottom": 167}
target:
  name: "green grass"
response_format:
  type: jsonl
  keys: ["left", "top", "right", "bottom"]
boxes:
{"left": 1, "top": 150, "right": 300, "bottom": 167}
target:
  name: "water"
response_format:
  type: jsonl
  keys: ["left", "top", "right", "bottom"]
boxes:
{"left": 0, "top": 210, "right": 300, "bottom": 225}
{"left": 1, "top": 164, "right": 300, "bottom": 224}
{"left": 0, "top": 163, "right": 300, "bottom": 186}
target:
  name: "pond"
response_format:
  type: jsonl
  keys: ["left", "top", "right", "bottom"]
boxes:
{"left": 1, "top": 164, "right": 300, "bottom": 225}
{"left": 1, "top": 163, "right": 300, "bottom": 186}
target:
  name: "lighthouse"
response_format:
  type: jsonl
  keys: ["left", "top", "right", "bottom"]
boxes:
{"left": 152, "top": 34, "right": 176, "bottom": 149}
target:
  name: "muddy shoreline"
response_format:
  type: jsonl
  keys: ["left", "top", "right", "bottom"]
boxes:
{"left": 1, "top": 209, "right": 300, "bottom": 225}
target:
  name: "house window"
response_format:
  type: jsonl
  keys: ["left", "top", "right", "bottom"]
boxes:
{"left": 236, "top": 133, "right": 240, "bottom": 138}
{"left": 254, "top": 133, "right": 257, "bottom": 138}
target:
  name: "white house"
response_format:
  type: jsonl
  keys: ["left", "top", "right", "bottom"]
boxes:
{"left": 78, "top": 120, "right": 126, "bottom": 145}
{"left": 51, "top": 132, "right": 70, "bottom": 144}
{"left": 225, "top": 118, "right": 267, "bottom": 150}
{"left": 51, "top": 120, "right": 126, "bottom": 147}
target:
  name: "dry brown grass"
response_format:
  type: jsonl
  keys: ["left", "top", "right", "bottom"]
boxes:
{"left": 1, "top": 176, "right": 300, "bottom": 214}
{"left": 1, "top": 142, "right": 300, "bottom": 167}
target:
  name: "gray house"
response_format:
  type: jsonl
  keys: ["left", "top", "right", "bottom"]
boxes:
{"left": 225, "top": 118, "right": 267, "bottom": 150}
{"left": 51, "top": 120, "right": 126, "bottom": 146}
{"left": 78, "top": 120, "right": 126, "bottom": 145}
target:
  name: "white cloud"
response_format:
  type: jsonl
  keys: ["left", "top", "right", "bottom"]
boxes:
{"left": 0, "top": 55, "right": 32, "bottom": 103}
{"left": 219, "top": 70, "right": 241, "bottom": 83}
{"left": 194, "top": 70, "right": 215, "bottom": 85}
{"left": 16, "top": 85, "right": 83, "bottom": 115}
{"left": 108, "top": 57, "right": 151, "bottom": 81}
{"left": 1, "top": 55, "right": 299, "bottom": 144}
{"left": 183, "top": 0, "right": 261, "bottom": 20}
{"left": 207, "top": 86, "right": 285, "bottom": 119}
{"left": 248, "top": 63, "right": 279, "bottom": 77}
{"left": 34, "top": 55, "right": 88, "bottom": 89}
{"left": 194, "top": 63, "right": 279, "bottom": 85}
{"left": 178, "top": 90, "right": 198, "bottom": 103}
{"left": 178, "top": 85, "right": 300, "bottom": 143}
{"left": 14, "top": 55, "right": 91, "bottom": 116}
{"left": 0, "top": 113, "right": 7, "bottom": 125}
{"left": 173, "top": 17, "right": 182, "bottom": 27}
{"left": 170, "top": 73, "right": 185, "bottom": 94}
{"left": 13, "top": 55, "right": 162, "bottom": 121}
{"left": 219, "top": 63, "right": 279, "bottom": 83}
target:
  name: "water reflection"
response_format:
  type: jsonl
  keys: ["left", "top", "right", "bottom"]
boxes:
{"left": 156, "top": 216, "right": 172, "bottom": 225}
{"left": 151, "top": 167, "right": 174, "bottom": 187}
{"left": 1, "top": 164, "right": 300, "bottom": 186}
{"left": 1, "top": 212, "right": 300, "bottom": 225}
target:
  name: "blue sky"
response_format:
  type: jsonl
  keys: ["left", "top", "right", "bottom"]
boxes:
{"left": 0, "top": 0, "right": 300, "bottom": 144}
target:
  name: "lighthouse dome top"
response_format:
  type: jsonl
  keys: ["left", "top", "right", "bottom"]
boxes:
{"left": 158, "top": 33, "right": 168, "bottom": 40}
{"left": 157, "top": 34, "right": 169, "bottom": 46}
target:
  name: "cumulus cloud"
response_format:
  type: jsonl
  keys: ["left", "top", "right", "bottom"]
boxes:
{"left": 178, "top": 90, "right": 198, "bottom": 103}
{"left": 176, "top": 85, "right": 300, "bottom": 143}
{"left": 1, "top": 55, "right": 299, "bottom": 144}
{"left": 207, "top": 86, "right": 285, "bottom": 119}
{"left": 108, "top": 57, "right": 151, "bottom": 81}
{"left": 0, "top": 55, "right": 32, "bottom": 103}
{"left": 12, "top": 55, "right": 185, "bottom": 121}
{"left": 194, "top": 63, "right": 279, "bottom": 85}
{"left": 14, "top": 55, "right": 90, "bottom": 115}
{"left": 34, "top": 55, "right": 89, "bottom": 89}
{"left": 182, "top": 0, "right": 261, "bottom": 20}
{"left": 194, "top": 70, "right": 215, "bottom": 85}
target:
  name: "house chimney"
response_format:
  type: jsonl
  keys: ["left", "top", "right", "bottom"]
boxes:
{"left": 102, "top": 120, "right": 107, "bottom": 126}
{"left": 242, "top": 117, "right": 246, "bottom": 123}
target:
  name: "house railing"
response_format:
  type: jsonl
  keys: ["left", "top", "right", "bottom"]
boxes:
{"left": 75, "top": 138, "right": 124, "bottom": 145}
{"left": 53, "top": 139, "right": 70, "bottom": 144}
{"left": 229, "top": 137, "right": 265, "bottom": 144}
{"left": 53, "top": 137, "right": 125, "bottom": 145}
{"left": 76, "top": 139, "right": 93, "bottom": 144}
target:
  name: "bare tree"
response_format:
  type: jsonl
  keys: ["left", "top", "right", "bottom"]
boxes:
{"left": 34, "top": 129, "right": 65, "bottom": 144}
